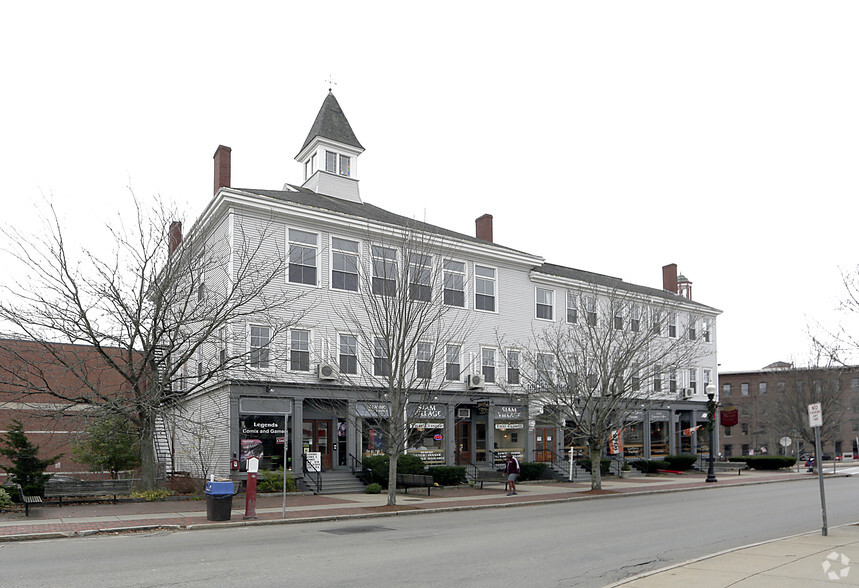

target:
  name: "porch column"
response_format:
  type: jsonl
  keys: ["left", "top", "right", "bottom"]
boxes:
{"left": 347, "top": 400, "right": 357, "bottom": 467}
{"left": 292, "top": 398, "right": 304, "bottom": 474}
{"left": 445, "top": 402, "right": 455, "bottom": 466}
{"left": 668, "top": 409, "right": 677, "bottom": 455}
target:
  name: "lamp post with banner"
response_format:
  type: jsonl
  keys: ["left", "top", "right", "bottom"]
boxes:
{"left": 705, "top": 383, "right": 718, "bottom": 483}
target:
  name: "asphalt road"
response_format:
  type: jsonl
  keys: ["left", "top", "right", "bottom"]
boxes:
{"left": 1, "top": 476, "right": 856, "bottom": 588}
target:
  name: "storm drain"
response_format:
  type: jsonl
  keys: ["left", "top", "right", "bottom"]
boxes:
{"left": 322, "top": 525, "right": 395, "bottom": 535}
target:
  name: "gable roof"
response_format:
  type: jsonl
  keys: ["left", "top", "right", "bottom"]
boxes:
{"left": 535, "top": 262, "right": 721, "bottom": 312}
{"left": 297, "top": 92, "right": 364, "bottom": 155}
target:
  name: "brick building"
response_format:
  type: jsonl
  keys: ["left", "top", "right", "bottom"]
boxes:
{"left": 718, "top": 362, "right": 859, "bottom": 460}
{"left": 0, "top": 338, "right": 135, "bottom": 482}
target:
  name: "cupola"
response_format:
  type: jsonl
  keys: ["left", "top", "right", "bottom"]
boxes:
{"left": 295, "top": 91, "right": 364, "bottom": 203}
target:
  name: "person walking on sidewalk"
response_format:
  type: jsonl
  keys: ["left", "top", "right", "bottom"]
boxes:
{"left": 505, "top": 454, "right": 520, "bottom": 496}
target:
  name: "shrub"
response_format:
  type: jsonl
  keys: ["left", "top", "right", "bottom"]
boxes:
{"left": 0, "top": 487, "right": 12, "bottom": 509}
{"left": 360, "top": 454, "right": 427, "bottom": 487}
{"left": 630, "top": 460, "right": 670, "bottom": 474}
{"left": 166, "top": 474, "right": 201, "bottom": 495}
{"left": 576, "top": 458, "right": 611, "bottom": 475}
{"left": 257, "top": 469, "right": 297, "bottom": 493}
{"left": 428, "top": 466, "right": 466, "bottom": 486}
{"left": 519, "top": 462, "right": 548, "bottom": 481}
{"left": 365, "top": 483, "right": 382, "bottom": 494}
{"left": 664, "top": 454, "right": 698, "bottom": 471}
{"left": 729, "top": 456, "right": 796, "bottom": 470}
{"left": 0, "top": 419, "right": 62, "bottom": 496}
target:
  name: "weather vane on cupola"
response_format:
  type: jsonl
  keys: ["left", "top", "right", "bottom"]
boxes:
{"left": 325, "top": 75, "right": 337, "bottom": 92}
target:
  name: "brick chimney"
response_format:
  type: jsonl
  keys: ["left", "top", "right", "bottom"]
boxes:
{"left": 476, "top": 214, "right": 493, "bottom": 242}
{"left": 662, "top": 263, "right": 678, "bottom": 294}
{"left": 213, "top": 145, "right": 232, "bottom": 195}
{"left": 168, "top": 221, "right": 183, "bottom": 256}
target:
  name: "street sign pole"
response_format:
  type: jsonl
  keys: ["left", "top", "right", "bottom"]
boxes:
{"left": 809, "top": 402, "right": 827, "bottom": 536}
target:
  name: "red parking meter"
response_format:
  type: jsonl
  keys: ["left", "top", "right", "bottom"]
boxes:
{"left": 244, "top": 456, "right": 259, "bottom": 520}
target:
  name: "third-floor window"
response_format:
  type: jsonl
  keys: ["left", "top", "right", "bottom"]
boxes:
{"left": 288, "top": 228, "right": 317, "bottom": 285}
{"left": 536, "top": 288, "right": 553, "bottom": 320}
{"left": 443, "top": 260, "right": 465, "bottom": 307}
{"left": 409, "top": 253, "right": 432, "bottom": 302}
{"left": 475, "top": 265, "right": 496, "bottom": 311}
{"left": 331, "top": 237, "right": 359, "bottom": 292}
{"left": 372, "top": 246, "right": 397, "bottom": 297}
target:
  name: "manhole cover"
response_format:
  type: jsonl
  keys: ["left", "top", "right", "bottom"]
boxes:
{"left": 322, "top": 525, "right": 394, "bottom": 535}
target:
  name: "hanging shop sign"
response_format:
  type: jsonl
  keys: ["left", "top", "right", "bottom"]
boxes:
{"left": 493, "top": 405, "right": 524, "bottom": 420}
{"left": 357, "top": 402, "right": 391, "bottom": 418}
{"left": 495, "top": 422, "right": 524, "bottom": 430}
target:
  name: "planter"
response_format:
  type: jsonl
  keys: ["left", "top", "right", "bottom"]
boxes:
{"left": 619, "top": 470, "right": 630, "bottom": 479}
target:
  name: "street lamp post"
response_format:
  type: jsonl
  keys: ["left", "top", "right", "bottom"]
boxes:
{"left": 706, "top": 383, "right": 718, "bottom": 483}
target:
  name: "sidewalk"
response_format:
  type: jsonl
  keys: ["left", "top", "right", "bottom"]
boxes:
{"left": 1, "top": 469, "right": 853, "bottom": 586}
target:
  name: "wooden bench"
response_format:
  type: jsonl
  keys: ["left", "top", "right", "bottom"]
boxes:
{"left": 396, "top": 473, "right": 435, "bottom": 495}
{"left": 15, "top": 484, "right": 43, "bottom": 517}
{"left": 475, "top": 470, "right": 506, "bottom": 489}
{"left": 43, "top": 479, "right": 134, "bottom": 506}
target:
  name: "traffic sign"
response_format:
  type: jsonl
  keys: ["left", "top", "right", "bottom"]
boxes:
{"left": 808, "top": 403, "right": 823, "bottom": 428}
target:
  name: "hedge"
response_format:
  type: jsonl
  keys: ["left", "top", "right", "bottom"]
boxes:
{"left": 519, "top": 462, "right": 548, "bottom": 481}
{"left": 427, "top": 466, "right": 467, "bottom": 486}
{"left": 664, "top": 454, "right": 698, "bottom": 471}
{"left": 576, "top": 458, "right": 611, "bottom": 475}
{"left": 361, "top": 454, "right": 427, "bottom": 487}
{"left": 728, "top": 456, "right": 796, "bottom": 470}
{"left": 630, "top": 459, "right": 670, "bottom": 474}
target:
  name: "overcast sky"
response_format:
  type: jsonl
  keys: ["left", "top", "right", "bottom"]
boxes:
{"left": 2, "top": 2, "right": 858, "bottom": 372}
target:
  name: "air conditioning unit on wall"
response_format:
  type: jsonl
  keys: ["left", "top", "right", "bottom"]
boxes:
{"left": 317, "top": 362, "right": 338, "bottom": 381}
{"left": 682, "top": 388, "right": 694, "bottom": 399}
{"left": 467, "top": 374, "right": 485, "bottom": 389}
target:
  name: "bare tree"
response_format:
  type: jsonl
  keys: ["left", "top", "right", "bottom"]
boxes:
{"left": 507, "top": 286, "right": 708, "bottom": 490}
{"left": 0, "top": 196, "right": 304, "bottom": 489}
{"left": 332, "top": 224, "right": 473, "bottom": 505}
{"left": 771, "top": 361, "right": 846, "bottom": 456}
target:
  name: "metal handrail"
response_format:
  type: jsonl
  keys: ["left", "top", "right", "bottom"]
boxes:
{"left": 348, "top": 452, "right": 372, "bottom": 485}
{"left": 540, "top": 447, "right": 576, "bottom": 479}
{"left": 301, "top": 454, "right": 322, "bottom": 494}
{"left": 453, "top": 450, "right": 481, "bottom": 485}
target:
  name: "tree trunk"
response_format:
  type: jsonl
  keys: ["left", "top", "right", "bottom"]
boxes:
{"left": 387, "top": 451, "right": 398, "bottom": 506}
{"left": 590, "top": 444, "right": 602, "bottom": 491}
{"left": 139, "top": 416, "right": 157, "bottom": 491}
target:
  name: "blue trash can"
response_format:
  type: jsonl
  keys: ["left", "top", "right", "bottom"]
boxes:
{"left": 204, "top": 481, "right": 235, "bottom": 521}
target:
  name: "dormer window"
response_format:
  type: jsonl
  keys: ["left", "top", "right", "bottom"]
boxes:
{"left": 339, "top": 154, "right": 350, "bottom": 177}
{"left": 325, "top": 151, "right": 337, "bottom": 173}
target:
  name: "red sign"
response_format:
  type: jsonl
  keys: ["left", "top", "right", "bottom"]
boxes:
{"left": 276, "top": 437, "right": 285, "bottom": 445}
{"left": 433, "top": 434, "right": 443, "bottom": 441}
{"left": 721, "top": 406, "right": 739, "bottom": 427}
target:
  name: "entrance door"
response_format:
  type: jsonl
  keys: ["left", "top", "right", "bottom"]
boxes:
{"left": 455, "top": 421, "right": 471, "bottom": 464}
{"left": 536, "top": 427, "right": 554, "bottom": 462}
{"left": 302, "top": 419, "right": 333, "bottom": 470}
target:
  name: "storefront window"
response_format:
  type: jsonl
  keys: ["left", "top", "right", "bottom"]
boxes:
{"left": 650, "top": 411, "right": 669, "bottom": 457}
{"left": 407, "top": 423, "right": 445, "bottom": 465}
{"left": 493, "top": 405, "right": 525, "bottom": 466}
{"left": 239, "top": 415, "right": 289, "bottom": 471}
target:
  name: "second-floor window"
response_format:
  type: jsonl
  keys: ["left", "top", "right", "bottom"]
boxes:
{"left": 613, "top": 307, "right": 623, "bottom": 330}
{"left": 688, "top": 368, "right": 697, "bottom": 393}
{"left": 723, "top": 383, "right": 731, "bottom": 396}
{"left": 373, "top": 337, "right": 390, "bottom": 377}
{"left": 416, "top": 342, "right": 432, "bottom": 379}
{"left": 475, "top": 265, "right": 496, "bottom": 311}
{"left": 372, "top": 245, "right": 397, "bottom": 297}
{"left": 668, "top": 313, "right": 677, "bottom": 338}
{"left": 332, "top": 237, "right": 359, "bottom": 292}
{"left": 689, "top": 317, "right": 697, "bottom": 340}
{"left": 482, "top": 348, "right": 496, "bottom": 383}
{"left": 290, "top": 329, "right": 310, "bottom": 371}
{"left": 630, "top": 306, "right": 640, "bottom": 332}
{"left": 741, "top": 383, "right": 749, "bottom": 396}
{"left": 339, "top": 334, "right": 358, "bottom": 375}
{"left": 445, "top": 344, "right": 461, "bottom": 381}
{"left": 506, "top": 350, "right": 520, "bottom": 385}
{"left": 653, "top": 366, "right": 662, "bottom": 392}
{"left": 566, "top": 293, "right": 577, "bottom": 323}
{"left": 702, "top": 318, "right": 711, "bottom": 342}
{"left": 409, "top": 253, "right": 432, "bottom": 302}
{"left": 536, "top": 288, "right": 553, "bottom": 320}
{"left": 443, "top": 260, "right": 465, "bottom": 307}
{"left": 250, "top": 325, "right": 270, "bottom": 369}
{"left": 669, "top": 368, "right": 677, "bottom": 393}
{"left": 586, "top": 297, "right": 597, "bottom": 326}
{"left": 288, "top": 229, "right": 317, "bottom": 285}
{"left": 536, "top": 353, "right": 555, "bottom": 387}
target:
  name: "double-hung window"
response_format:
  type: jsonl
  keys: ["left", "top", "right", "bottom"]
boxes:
{"left": 566, "top": 293, "right": 577, "bottom": 323}
{"left": 653, "top": 366, "right": 662, "bottom": 392}
{"left": 536, "top": 288, "right": 553, "bottom": 320}
{"left": 506, "top": 350, "right": 520, "bottom": 385}
{"left": 651, "top": 309, "right": 661, "bottom": 335}
{"left": 536, "top": 353, "right": 554, "bottom": 387}
{"left": 723, "top": 383, "right": 731, "bottom": 396}
{"left": 290, "top": 329, "right": 310, "bottom": 372}
{"left": 339, "top": 154, "right": 351, "bottom": 176}
{"left": 585, "top": 297, "right": 597, "bottom": 326}
{"left": 325, "top": 150, "right": 337, "bottom": 173}
{"left": 630, "top": 306, "right": 640, "bottom": 332}
{"left": 332, "top": 237, "right": 359, "bottom": 291}
{"left": 416, "top": 342, "right": 433, "bottom": 379}
{"left": 688, "top": 368, "right": 697, "bottom": 393}
{"left": 669, "top": 368, "right": 677, "bottom": 393}
{"left": 339, "top": 334, "right": 358, "bottom": 375}
{"left": 668, "top": 313, "right": 677, "bottom": 338}
{"left": 443, "top": 260, "right": 465, "bottom": 307}
{"left": 613, "top": 306, "right": 623, "bottom": 330}
{"left": 218, "top": 327, "right": 227, "bottom": 367}
{"left": 688, "top": 316, "right": 697, "bottom": 340}
{"left": 702, "top": 318, "right": 710, "bottom": 342}
{"left": 373, "top": 337, "right": 390, "bottom": 377}
{"left": 288, "top": 229, "right": 317, "bottom": 285}
{"left": 372, "top": 245, "right": 397, "bottom": 297}
{"left": 475, "top": 265, "right": 496, "bottom": 312}
{"left": 409, "top": 253, "right": 432, "bottom": 301}
{"left": 250, "top": 325, "right": 271, "bottom": 369}
{"left": 481, "top": 348, "right": 496, "bottom": 383}
{"left": 196, "top": 347, "right": 204, "bottom": 380}
{"left": 445, "top": 344, "right": 461, "bottom": 381}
